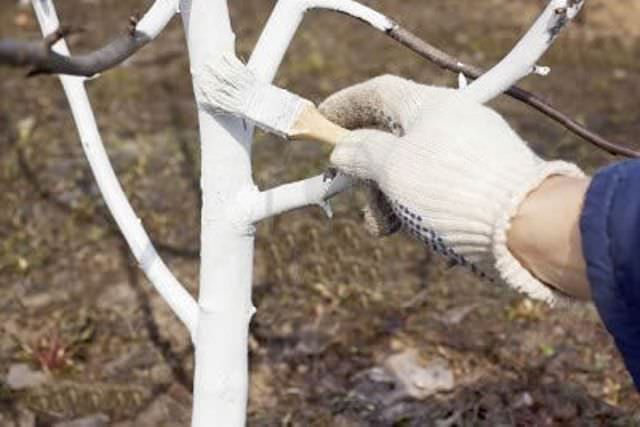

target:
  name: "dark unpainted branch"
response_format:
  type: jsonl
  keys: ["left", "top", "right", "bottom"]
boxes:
{"left": 386, "top": 25, "right": 639, "bottom": 158}
{"left": 0, "top": 14, "right": 149, "bottom": 77}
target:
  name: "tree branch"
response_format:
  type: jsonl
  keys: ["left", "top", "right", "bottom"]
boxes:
{"left": 29, "top": 0, "right": 198, "bottom": 338}
{"left": 462, "top": 0, "right": 585, "bottom": 103}
{"left": 462, "top": 0, "right": 584, "bottom": 104}
{"left": 249, "top": 172, "right": 352, "bottom": 223}
{"left": 386, "top": 25, "right": 640, "bottom": 158}
{"left": 0, "top": 19, "right": 149, "bottom": 76}
{"left": 0, "top": 0, "right": 178, "bottom": 76}
{"left": 324, "top": 0, "right": 637, "bottom": 157}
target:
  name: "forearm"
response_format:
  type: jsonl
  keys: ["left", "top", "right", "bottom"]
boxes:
{"left": 507, "top": 175, "right": 592, "bottom": 300}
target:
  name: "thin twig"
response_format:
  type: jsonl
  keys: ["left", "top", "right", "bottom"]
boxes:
{"left": 386, "top": 25, "right": 639, "bottom": 158}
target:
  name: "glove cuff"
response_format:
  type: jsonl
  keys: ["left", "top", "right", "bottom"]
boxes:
{"left": 492, "top": 160, "right": 585, "bottom": 305}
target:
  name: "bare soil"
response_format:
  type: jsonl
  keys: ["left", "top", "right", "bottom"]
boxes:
{"left": 1, "top": 1, "right": 640, "bottom": 425}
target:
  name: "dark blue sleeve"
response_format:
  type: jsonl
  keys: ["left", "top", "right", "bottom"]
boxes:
{"left": 580, "top": 159, "right": 640, "bottom": 390}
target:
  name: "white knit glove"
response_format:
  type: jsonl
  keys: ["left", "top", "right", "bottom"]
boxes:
{"left": 320, "top": 75, "right": 584, "bottom": 304}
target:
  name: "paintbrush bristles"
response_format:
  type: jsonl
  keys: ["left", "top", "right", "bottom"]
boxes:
{"left": 194, "top": 53, "right": 308, "bottom": 138}
{"left": 194, "top": 54, "right": 255, "bottom": 116}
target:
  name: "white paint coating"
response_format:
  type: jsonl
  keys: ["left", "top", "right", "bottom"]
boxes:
{"left": 533, "top": 65, "right": 551, "bottom": 76}
{"left": 248, "top": 0, "right": 306, "bottom": 81}
{"left": 310, "top": 0, "right": 394, "bottom": 32}
{"left": 250, "top": 173, "right": 352, "bottom": 223}
{"left": 458, "top": 72, "right": 469, "bottom": 89}
{"left": 31, "top": 0, "right": 198, "bottom": 336}
{"left": 136, "top": 0, "right": 179, "bottom": 39}
{"left": 249, "top": 0, "right": 394, "bottom": 82}
{"left": 462, "top": 0, "right": 584, "bottom": 103}
{"left": 179, "top": 0, "right": 255, "bottom": 425}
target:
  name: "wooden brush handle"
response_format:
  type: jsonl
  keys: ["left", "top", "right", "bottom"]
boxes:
{"left": 289, "top": 102, "right": 350, "bottom": 146}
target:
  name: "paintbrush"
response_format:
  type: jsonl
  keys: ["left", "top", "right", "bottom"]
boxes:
{"left": 194, "top": 53, "right": 349, "bottom": 146}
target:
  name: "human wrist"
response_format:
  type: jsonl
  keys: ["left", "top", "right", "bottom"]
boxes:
{"left": 507, "top": 174, "right": 591, "bottom": 300}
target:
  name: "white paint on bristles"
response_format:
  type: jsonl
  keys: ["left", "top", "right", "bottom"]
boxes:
{"left": 194, "top": 53, "right": 308, "bottom": 138}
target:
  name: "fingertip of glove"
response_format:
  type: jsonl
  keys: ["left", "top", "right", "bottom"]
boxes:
{"left": 329, "top": 137, "right": 374, "bottom": 180}
{"left": 329, "top": 138, "right": 358, "bottom": 168}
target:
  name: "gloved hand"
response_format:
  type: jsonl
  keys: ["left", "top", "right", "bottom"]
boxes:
{"left": 319, "top": 75, "right": 584, "bottom": 305}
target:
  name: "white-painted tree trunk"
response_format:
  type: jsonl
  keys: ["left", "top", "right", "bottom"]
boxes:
{"left": 179, "top": 1, "right": 256, "bottom": 424}
{"left": 30, "top": 0, "right": 583, "bottom": 424}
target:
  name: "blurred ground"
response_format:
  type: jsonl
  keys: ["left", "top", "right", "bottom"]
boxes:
{"left": 1, "top": 0, "right": 640, "bottom": 425}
